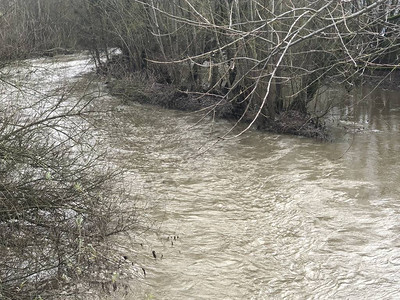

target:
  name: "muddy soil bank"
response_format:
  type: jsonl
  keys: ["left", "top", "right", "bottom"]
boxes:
{"left": 106, "top": 75, "right": 236, "bottom": 118}
{"left": 98, "top": 57, "right": 400, "bottom": 139}
{"left": 104, "top": 71, "right": 327, "bottom": 139}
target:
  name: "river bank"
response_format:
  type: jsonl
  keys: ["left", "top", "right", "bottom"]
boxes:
{"left": 100, "top": 55, "right": 400, "bottom": 141}
{"left": 101, "top": 64, "right": 327, "bottom": 139}
{"left": 0, "top": 52, "right": 142, "bottom": 299}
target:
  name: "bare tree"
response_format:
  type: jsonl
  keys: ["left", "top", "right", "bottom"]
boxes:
{"left": 89, "top": 0, "right": 400, "bottom": 137}
{"left": 0, "top": 70, "right": 138, "bottom": 299}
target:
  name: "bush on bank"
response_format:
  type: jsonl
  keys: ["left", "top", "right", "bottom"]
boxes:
{"left": 0, "top": 84, "right": 137, "bottom": 299}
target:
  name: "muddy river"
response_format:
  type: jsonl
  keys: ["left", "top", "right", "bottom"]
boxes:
{"left": 2, "top": 53, "right": 400, "bottom": 299}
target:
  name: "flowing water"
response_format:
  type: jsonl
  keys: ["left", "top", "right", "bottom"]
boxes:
{"left": 2, "top": 54, "right": 400, "bottom": 299}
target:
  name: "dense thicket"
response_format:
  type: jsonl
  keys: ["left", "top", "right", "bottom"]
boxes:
{"left": 1, "top": 0, "right": 399, "bottom": 132}
{"left": 0, "top": 0, "right": 82, "bottom": 59}
{"left": 0, "top": 78, "right": 138, "bottom": 299}
{"left": 82, "top": 0, "right": 400, "bottom": 135}
{"left": 0, "top": 2, "right": 143, "bottom": 298}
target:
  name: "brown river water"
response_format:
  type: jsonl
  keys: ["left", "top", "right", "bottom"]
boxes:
{"left": 2, "top": 54, "right": 400, "bottom": 299}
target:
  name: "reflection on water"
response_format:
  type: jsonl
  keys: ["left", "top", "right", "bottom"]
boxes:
{"left": 2, "top": 54, "right": 400, "bottom": 299}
